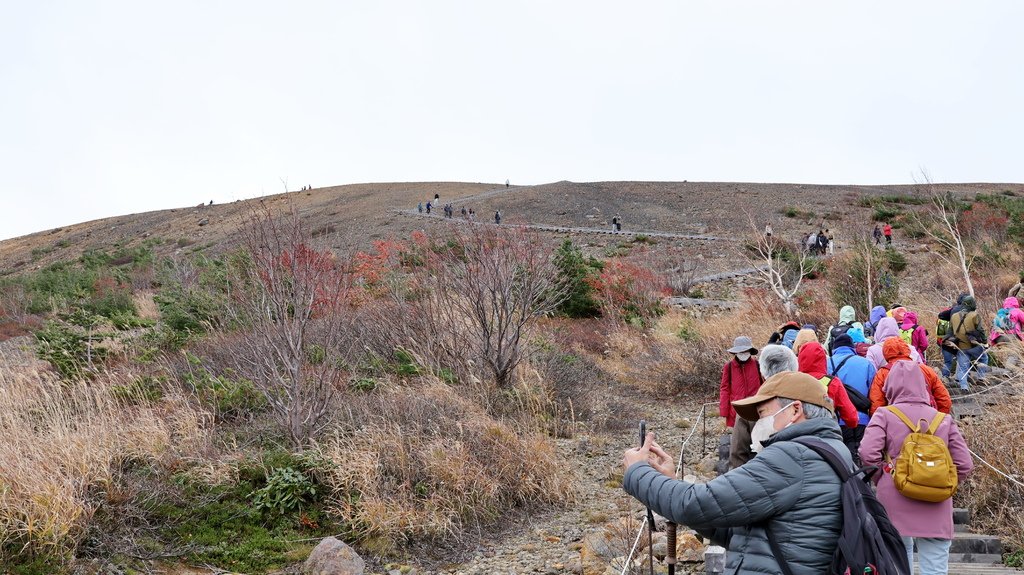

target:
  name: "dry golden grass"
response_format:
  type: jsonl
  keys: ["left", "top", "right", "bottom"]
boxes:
{"left": 0, "top": 368, "right": 209, "bottom": 559}
{"left": 958, "top": 360, "right": 1024, "bottom": 553}
{"left": 317, "top": 380, "right": 575, "bottom": 553}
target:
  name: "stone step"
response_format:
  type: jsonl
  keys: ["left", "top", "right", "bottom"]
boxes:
{"left": 948, "top": 532, "right": 1003, "bottom": 556}
{"left": 947, "top": 560, "right": 1023, "bottom": 574}
{"left": 955, "top": 507, "right": 971, "bottom": 525}
{"left": 944, "top": 552, "right": 1003, "bottom": 565}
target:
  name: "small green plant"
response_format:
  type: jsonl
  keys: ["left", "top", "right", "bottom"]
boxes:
{"left": 110, "top": 375, "right": 164, "bottom": 404}
{"left": 392, "top": 348, "right": 421, "bottom": 376}
{"left": 350, "top": 377, "right": 377, "bottom": 392}
{"left": 872, "top": 205, "right": 903, "bottom": 222}
{"left": 632, "top": 234, "right": 655, "bottom": 245}
{"left": 250, "top": 467, "right": 317, "bottom": 516}
{"left": 885, "top": 250, "right": 908, "bottom": 273}
{"left": 184, "top": 362, "right": 267, "bottom": 419}
{"left": 676, "top": 321, "right": 700, "bottom": 342}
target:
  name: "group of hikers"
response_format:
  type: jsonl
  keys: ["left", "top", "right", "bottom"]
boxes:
{"left": 417, "top": 193, "right": 503, "bottom": 224}
{"left": 622, "top": 278, "right": 1024, "bottom": 574}
{"left": 793, "top": 222, "right": 896, "bottom": 257}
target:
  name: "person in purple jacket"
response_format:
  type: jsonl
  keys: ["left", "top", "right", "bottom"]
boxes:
{"left": 859, "top": 360, "right": 973, "bottom": 575}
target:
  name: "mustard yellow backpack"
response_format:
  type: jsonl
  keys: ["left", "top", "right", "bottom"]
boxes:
{"left": 886, "top": 406, "right": 958, "bottom": 502}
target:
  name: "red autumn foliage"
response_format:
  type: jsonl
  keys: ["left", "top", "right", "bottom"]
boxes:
{"left": 961, "top": 203, "right": 1009, "bottom": 241}
{"left": 587, "top": 259, "right": 669, "bottom": 321}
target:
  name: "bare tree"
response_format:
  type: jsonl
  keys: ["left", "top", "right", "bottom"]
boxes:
{"left": 913, "top": 171, "right": 976, "bottom": 297}
{"left": 222, "top": 204, "right": 351, "bottom": 448}
{"left": 389, "top": 226, "right": 570, "bottom": 390}
{"left": 740, "top": 214, "right": 812, "bottom": 316}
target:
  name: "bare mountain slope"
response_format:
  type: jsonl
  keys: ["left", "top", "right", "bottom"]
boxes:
{"left": 3, "top": 180, "right": 1022, "bottom": 276}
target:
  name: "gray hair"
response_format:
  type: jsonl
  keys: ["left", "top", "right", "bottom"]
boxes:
{"left": 776, "top": 396, "right": 835, "bottom": 420}
{"left": 759, "top": 344, "right": 798, "bottom": 379}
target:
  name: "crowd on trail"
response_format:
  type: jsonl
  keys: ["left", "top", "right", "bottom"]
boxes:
{"left": 783, "top": 221, "right": 897, "bottom": 257}
{"left": 622, "top": 279, "right": 1024, "bottom": 575}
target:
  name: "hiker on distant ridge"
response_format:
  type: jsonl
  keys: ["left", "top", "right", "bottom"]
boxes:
{"left": 418, "top": 202, "right": 423, "bottom": 214}
{"left": 426, "top": 201, "right": 432, "bottom": 214}
{"left": 611, "top": 216, "right": 619, "bottom": 232}
{"left": 826, "top": 229, "right": 835, "bottom": 255}
{"left": 505, "top": 179, "right": 510, "bottom": 188}
{"left": 764, "top": 223, "right": 773, "bottom": 238}
{"left": 873, "top": 224, "right": 883, "bottom": 245}
{"left": 883, "top": 223, "right": 893, "bottom": 246}
{"left": 615, "top": 215, "right": 622, "bottom": 232}
{"left": 461, "top": 206, "right": 467, "bottom": 218}
{"left": 494, "top": 210, "right": 501, "bottom": 225}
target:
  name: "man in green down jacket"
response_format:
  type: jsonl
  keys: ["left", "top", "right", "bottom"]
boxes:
{"left": 622, "top": 371, "right": 848, "bottom": 574}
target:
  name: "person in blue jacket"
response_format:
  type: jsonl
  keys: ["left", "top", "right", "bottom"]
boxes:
{"left": 826, "top": 333, "right": 876, "bottom": 464}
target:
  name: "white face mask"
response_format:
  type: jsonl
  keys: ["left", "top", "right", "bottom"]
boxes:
{"left": 736, "top": 352, "right": 752, "bottom": 362}
{"left": 750, "top": 401, "right": 795, "bottom": 453}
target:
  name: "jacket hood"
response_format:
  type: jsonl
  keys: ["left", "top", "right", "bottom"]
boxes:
{"left": 882, "top": 337, "right": 912, "bottom": 362}
{"left": 869, "top": 306, "right": 887, "bottom": 324}
{"left": 883, "top": 360, "right": 932, "bottom": 406}
{"left": 957, "top": 293, "right": 969, "bottom": 305}
{"left": 847, "top": 326, "right": 867, "bottom": 343}
{"left": 1005, "top": 297, "right": 1021, "bottom": 310}
{"left": 900, "top": 311, "right": 919, "bottom": 330}
{"left": 792, "top": 329, "right": 819, "bottom": 355}
{"left": 797, "top": 341, "right": 829, "bottom": 379}
{"left": 839, "top": 306, "right": 856, "bottom": 324}
{"left": 874, "top": 317, "right": 900, "bottom": 342}
{"left": 891, "top": 307, "right": 907, "bottom": 323}
{"left": 962, "top": 296, "right": 977, "bottom": 311}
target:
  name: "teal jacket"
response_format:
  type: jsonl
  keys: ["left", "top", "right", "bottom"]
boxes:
{"left": 623, "top": 417, "right": 849, "bottom": 575}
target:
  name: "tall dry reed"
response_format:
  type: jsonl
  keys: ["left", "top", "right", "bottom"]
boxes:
{"left": 0, "top": 367, "right": 208, "bottom": 560}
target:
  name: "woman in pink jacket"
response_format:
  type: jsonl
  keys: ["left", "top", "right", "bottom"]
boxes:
{"left": 860, "top": 360, "right": 973, "bottom": 575}
{"left": 900, "top": 311, "right": 930, "bottom": 358}
{"left": 990, "top": 296, "right": 1024, "bottom": 343}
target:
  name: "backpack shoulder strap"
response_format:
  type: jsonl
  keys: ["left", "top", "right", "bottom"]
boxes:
{"left": 792, "top": 437, "right": 853, "bottom": 481}
{"left": 885, "top": 405, "right": 920, "bottom": 432}
{"left": 925, "top": 412, "right": 947, "bottom": 435}
{"left": 830, "top": 354, "right": 854, "bottom": 377}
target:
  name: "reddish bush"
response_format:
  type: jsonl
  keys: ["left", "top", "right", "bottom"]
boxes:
{"left": 961, "top": 203, "right": 1009, "bottom": 241}
{"left": 588, "top": 260, "right": 669, "bottom": 324}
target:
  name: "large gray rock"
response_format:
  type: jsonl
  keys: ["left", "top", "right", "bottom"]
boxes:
{"left": 304, "top": 537, "right": 365, "bottom": 575}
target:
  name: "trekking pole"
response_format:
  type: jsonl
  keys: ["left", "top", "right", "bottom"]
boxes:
{"left": 666, "top": 444, "right": 680, "bottom": 575}
{"left": 639, "top": 421, "right": 656, "bottom": 575}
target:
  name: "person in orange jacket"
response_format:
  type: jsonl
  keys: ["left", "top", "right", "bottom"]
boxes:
{"left": 869, "top": 337, "right": 952, "bottom": 416}
{"left": 796, "top": 341, "right": 859, "bottom": 428}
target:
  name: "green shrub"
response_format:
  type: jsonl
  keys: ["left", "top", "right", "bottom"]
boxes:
{"left": 183, "top": 362, "right": 267, "bottom": 419}
{"left": 34, "top": 318, "right": 106, "bottom": 380}
{"left": 872, "top": 205, "right": 903, "bottom": 222}
{"left": 886, "top": 250, "right": 908, "bottom": 273}
{"left": 553, "top": 239, "right": 602, "bottom": 318}
{"left": 827, "top": 246, "right": 902, "bottom": 312}
{"left": 250, "top": 467, "right": 317, "bottom": 515}
{"left": 110, "top": 375, "right": 164, "bottom": 404}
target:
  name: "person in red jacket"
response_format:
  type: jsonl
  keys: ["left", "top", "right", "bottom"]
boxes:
{"left": 883, "top": 223, "right": 893, "bottom": 246}
{"left": 797, "top": 341, "right": 859, "bottom": 429}
{"left": 720, "top": 336, "right": 763, "bottom": 469}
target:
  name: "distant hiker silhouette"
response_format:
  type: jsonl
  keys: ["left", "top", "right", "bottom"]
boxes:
{"left": 495, "top": 210, "right": 501, "bottom": 224}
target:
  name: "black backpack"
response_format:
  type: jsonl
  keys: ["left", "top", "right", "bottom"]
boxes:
{"left": 828, "top": 323, "right": 853, "bottom": 353}
{"left": 828, "top": 355, "right": 872, "bottom": 414}
{"left": 766, "top": 437, "right": 910, "bottom": 575}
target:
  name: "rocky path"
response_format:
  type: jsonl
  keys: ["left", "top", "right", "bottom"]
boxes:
{"left": 391, "top": 209, "right": 731, "bottom": 243}
{"left": 441, "top": 397, "right": 722, "bottom": 575}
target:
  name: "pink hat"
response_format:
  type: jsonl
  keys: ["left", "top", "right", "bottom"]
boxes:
{"left": 900, "top": 311, "right": 918, "bottom": 331}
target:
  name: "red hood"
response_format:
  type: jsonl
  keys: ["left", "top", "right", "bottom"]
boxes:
{"left": 797, "top": 341, "right": 829, "bottom": 379}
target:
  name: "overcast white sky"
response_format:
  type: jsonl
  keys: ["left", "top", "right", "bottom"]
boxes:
{"left": 2, "top": 1, "right": 1023, "bottom": 241}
